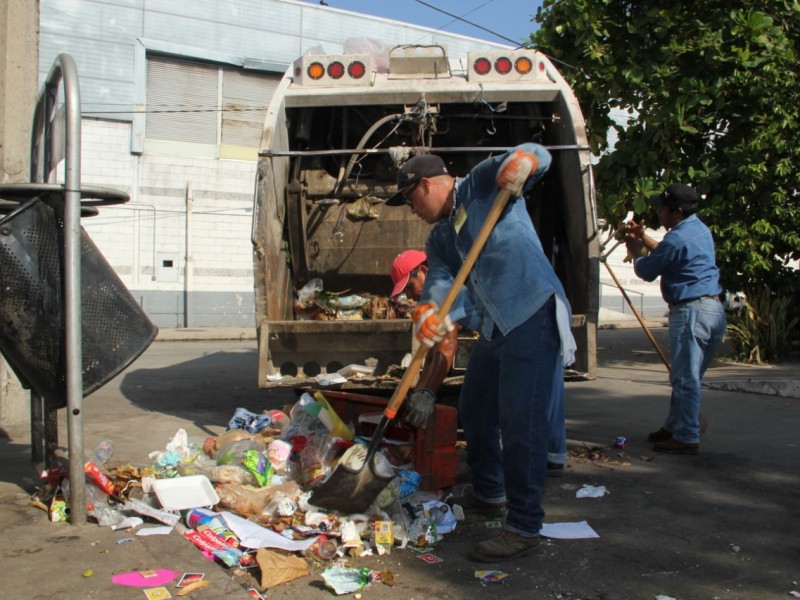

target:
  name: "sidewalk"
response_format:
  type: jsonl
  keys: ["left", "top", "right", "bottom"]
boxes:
{"left": 154, "top": 316, "right": 800, "bottom": 399}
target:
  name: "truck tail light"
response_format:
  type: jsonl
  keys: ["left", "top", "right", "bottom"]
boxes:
{"left": 467, "top": 50, "right": 549, "bottom": 82}
{"left": 292, "top": 54, "right": 372, "bottom": 86}
{"left": 495, "top": 56, "right": 512, "bottom": 75}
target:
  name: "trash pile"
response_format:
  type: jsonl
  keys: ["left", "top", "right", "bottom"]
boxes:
{"left": 294, "top": 278, "right": 408, "bottom": 321}
{"left": 31, "top": 392, "right": 460, "bottom": 595}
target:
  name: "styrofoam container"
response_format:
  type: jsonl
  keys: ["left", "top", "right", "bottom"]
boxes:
{"left": 151, "top": 475, "right": 219, "bottom": 510}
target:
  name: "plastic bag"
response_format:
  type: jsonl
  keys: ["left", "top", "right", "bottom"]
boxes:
{"left": 297, "top": 278, "right": 323, "bottom": 307}
{"left": 215, "top": 483, "right": 273, "bottom": 517}
{"left": 216, "top": 438, "right": 266, "bottom": 466}
{"left": 343, "top": 37, "right": 390, "bottom": 73}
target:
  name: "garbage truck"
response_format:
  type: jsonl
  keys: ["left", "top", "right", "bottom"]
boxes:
{"left": 251, "top": 44, "right": 600, "bottom": 385}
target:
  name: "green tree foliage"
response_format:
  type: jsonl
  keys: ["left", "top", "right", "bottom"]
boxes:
{"left": 532, "top": 1, "right": 800, "bottom": 299}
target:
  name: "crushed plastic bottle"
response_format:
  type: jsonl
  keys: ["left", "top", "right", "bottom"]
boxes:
{"left": 93, "top": 440, "right": 114, "bottom": 464}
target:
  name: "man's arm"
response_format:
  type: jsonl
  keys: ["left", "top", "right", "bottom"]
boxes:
{"left": 405, "top": 328, "right": 458, "bottom": 429}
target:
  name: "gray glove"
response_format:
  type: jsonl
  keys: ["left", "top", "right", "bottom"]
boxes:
{"left": 406, "top": 388, "right": 436, "bottom": 429}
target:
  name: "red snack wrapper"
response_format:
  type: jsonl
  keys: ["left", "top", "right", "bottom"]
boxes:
{"left": 84, "top": 462, "right": 116, "bottom": 496}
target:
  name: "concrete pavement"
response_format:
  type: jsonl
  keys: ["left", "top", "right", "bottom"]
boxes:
{"left": 0, "top": 325, "right": 798, "bottom": 599}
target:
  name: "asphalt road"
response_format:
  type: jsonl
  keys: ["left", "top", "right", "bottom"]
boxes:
{"left": 1, "top": 328, "right": 798, "bottom": 599}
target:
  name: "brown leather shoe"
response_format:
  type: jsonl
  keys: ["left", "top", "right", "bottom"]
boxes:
{"left": 470, "top": 530, "right": 540, "bottom": 562}
{"left": 648, "top": 416, "right": 708, "bottom": 443}
{"left": 654, "top": 438, "right": 699, "bottom": 455}
{"left": 647, "top": 427, "right": 673, "bottom": 443}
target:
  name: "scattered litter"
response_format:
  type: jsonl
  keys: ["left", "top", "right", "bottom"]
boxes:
{"left": 246, "top": 589, "right": 266, "bottom": 599}
{"left": 569, "top": 445, "right": 631, "bottom": 468}
{"left": 576, "top": 484, "right": 608, "bottom": 498}
{"left": 475, "top": 570, "right": 508, "bottom": 583}
{"left": 143, "top": 587, "right": 172, "bottom": 599}
{"left": 82, "top": 569, "right": 94, "bottom": 578}
{"left": 655, "top": 596, "right": 677, "bottom": 600}
{"left": 256, "top": 548, "right": 309, "bottom": 588}
{"left": 175, "top": 579, "right": 210, "bottom": 596}
{"left": 151, "top": 475, "right": 219, "bottom": 511}
{"left": 789, "top": 591, "right": 800, "bottom": 598}
{"left": 115, "top": 537, "right": 135, "bottom": 544}
{"left": 137, "top": 526, "right": 174, "bottom": 536}
{"left": 112, "top": 516, "right": 144, "bottom": 530}
{"left": 321, "top": 565, "right": 374, "bottom": 595}
{"left": 176, "top": 573, "right": 205, "bottom": 588}
{"left": 417, "top": 553, "right": 443, "bottom": 564}
{"left": 540, "top": 521, "right": 599, "bottom": 539}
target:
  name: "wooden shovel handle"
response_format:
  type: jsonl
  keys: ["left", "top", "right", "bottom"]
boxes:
{"left": 384, "top": 188, "right": 514, "bottom": 418}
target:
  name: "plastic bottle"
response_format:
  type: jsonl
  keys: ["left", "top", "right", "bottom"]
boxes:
{"left": 93, "top": 440, "right": 114, "bottom": 464}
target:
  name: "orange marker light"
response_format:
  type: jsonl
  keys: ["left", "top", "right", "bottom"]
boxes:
{"left": 307, "top": 62, "right": 325, "bottom": 80}
{"left": 515, "top": 56, "right": 533, "bottom": 74}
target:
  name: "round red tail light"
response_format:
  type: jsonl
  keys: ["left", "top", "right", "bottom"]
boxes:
{"left": 327, "top": 61, "right": 345, "bottom": 79}
{"left": 495, "top": 57, "right": 512, "bottom": 75}
{"left": 473, "top": 57, "right": 492, "bottom": 75}
{"left": 348, "top": 61, "right": 366, "bottom": 79}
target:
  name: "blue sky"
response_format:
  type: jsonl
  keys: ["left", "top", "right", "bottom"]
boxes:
{"left": 309, "top": 0, "right": 543, "bottom": 46}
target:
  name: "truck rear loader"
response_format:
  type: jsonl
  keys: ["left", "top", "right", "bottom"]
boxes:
{"left": 251, "top": 44, "right": 600, "bottom": 385}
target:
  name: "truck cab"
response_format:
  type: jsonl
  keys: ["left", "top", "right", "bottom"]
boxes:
{"left": 252, "top": 45, "right": 599, "bottom": 385}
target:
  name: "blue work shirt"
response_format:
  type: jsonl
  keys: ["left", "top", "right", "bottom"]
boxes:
{"left": 633, "top": 214, "right": 722, "bottom": 305}
{"left": 421, "top": 143, "right": 569, "bottom": 340}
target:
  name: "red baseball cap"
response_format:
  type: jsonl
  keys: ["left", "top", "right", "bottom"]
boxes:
{"left": 390, "top": 250, "right": 427, "bottom": 298}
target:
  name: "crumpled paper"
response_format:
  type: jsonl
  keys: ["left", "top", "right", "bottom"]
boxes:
{"left": 576, "top": 484, "right": 608, "bottom": 498}
{"left": 256, "top": 548, "right": 308, "bottom": 588}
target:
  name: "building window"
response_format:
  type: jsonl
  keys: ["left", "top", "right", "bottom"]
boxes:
{"left": 145, "top": 55, "right": 281, "bottom": 159}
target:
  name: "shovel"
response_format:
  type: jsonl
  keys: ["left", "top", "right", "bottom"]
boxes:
{"left": 309, "top": 187, "right": 515, "bottom": 513}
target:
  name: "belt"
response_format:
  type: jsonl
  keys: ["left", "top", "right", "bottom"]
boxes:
{"left": 668, "top": 296, "right": 720, "bottom": 310}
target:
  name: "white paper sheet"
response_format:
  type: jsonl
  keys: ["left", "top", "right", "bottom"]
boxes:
{"left": 136, "top": 525, "right": 174, "bottom": 536}
{"left": 220, "top": 511, "right": 319, "bottom": 551}
{"left": 540, "top": 520, "right": 599, "bottom": 539}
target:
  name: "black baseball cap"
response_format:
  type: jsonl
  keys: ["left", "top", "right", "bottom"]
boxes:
{"left": 386, "top": 154, "right": 449, "bottom": 206}
{"left": 648, "top": 183, "right": 698, "bottom": 210}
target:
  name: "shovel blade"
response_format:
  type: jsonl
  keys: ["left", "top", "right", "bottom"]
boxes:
{"left": 309, "top": 462, "right": 394, "bottom": 514}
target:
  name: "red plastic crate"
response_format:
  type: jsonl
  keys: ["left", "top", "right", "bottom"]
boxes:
{"left": 314, "top": 389, "right": 458, "bottom": 491}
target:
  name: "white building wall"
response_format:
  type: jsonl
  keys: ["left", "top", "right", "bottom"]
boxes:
{"left": 79, "top": 119, "right": 257, "bottom": 327}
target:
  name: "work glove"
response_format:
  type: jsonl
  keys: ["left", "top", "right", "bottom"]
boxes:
{"left": 496, "top": 149, "right": 539, "bottom": 195}
{"left": 406, "top": 388, "right": 437, "bottom": 429}
{"left": 412, "top": 302, "right": 454, "bottom": 347}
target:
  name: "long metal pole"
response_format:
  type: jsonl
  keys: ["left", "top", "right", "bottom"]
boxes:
{"left": 601, "top": 258, "right": 671, "bottom": 371}
{"left": 32, "top": 54, "right": 86, "bottom": 525}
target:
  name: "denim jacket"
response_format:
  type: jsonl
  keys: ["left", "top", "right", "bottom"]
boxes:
{"left": 421, "top": 143, "right": 569, "bottom": 340}
{"left": 633, "top": 214, "right": 722, "bottom": 305}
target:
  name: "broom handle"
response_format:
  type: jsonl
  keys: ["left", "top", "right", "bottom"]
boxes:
{"left": 384, "top": 188, "right": 513, "bottom": 419}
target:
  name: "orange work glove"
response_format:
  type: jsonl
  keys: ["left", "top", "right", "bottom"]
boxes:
{"left": 412, "top": 302, "right": 454, "bottom": 347}
{"left": 496, "top": 149, "right": 539, "bottom": 194}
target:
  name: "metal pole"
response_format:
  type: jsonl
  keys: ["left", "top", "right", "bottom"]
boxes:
{"left": 32, "top": 54, "right": 86, "bottom": 525}
{"left": 601, "top": 258, "right": 671, "bottom": 371}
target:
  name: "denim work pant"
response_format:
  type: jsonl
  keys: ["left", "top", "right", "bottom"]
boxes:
{"left": 548, "top": 359, "right": 567, "bottom": 465}
{"left": 666, "top": 297, "right": 727, "bottom": 443}
{"left": 459, "top": 296, "right": 560, "bottom": 536}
